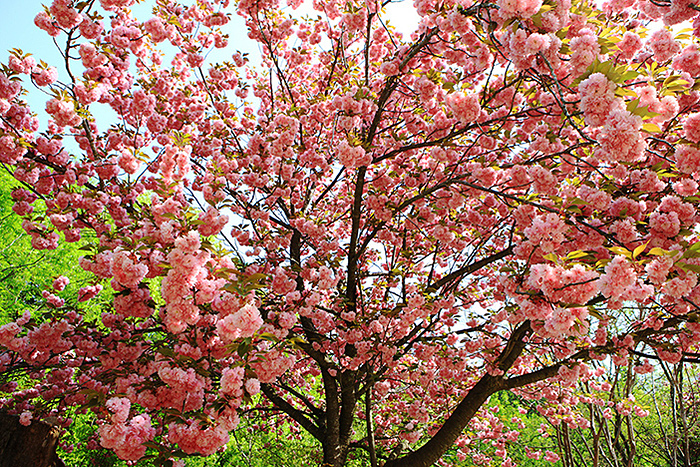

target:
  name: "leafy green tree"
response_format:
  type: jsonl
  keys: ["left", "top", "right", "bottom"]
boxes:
{"left": 0, "top": 169, "right": 98, "bottom": 323}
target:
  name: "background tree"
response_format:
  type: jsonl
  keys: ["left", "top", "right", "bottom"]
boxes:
{"left": 2, "top": 0, "right": 700, "bottom": 465}
{"left": 0, "top": 169, "right": 95, "bottom": 319}
{"left": 544, "top": 358, "right": 700, "bottom": 467}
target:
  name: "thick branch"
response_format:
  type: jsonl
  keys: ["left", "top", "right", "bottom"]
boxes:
{"left": 494, "top": 321, "right": 532, "bottom": 372}
{"left": 383, "top": 322, "right": 532, "bottom": 467}
{"left": 345, "top": 166, "right": 367, "bottom": 310}
{"left": 259, "top": 383, "right": 323, "bottom": 441}
{"left": 382, "top": 374, "right": 505, "bottom": 467}
{"left": 427, "top": 245, "right": 514, "bottom": 293}
{"left": 274, "top": 381, "right": 324, "bottom": 420}
{"left": 504, "top": 349, "right": 592, "bottom": 389}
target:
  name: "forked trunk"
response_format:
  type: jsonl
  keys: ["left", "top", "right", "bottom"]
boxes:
{"left": 322, "top": 440, "right": 350, "bottom": 467}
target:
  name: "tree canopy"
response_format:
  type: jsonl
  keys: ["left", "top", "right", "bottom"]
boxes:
{"left": 2, "top": 0, "right": 700, "bottom": 465}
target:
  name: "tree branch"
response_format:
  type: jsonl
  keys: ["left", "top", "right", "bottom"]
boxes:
{"left": 259, "top": 383, "right": 323, "bottom": 442}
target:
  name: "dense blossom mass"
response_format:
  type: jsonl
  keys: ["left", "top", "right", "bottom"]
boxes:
{"left": 1, "top": 0, "right": 700, "bottom": 465}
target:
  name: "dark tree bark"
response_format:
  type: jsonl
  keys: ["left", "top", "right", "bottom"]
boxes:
{"left": 0, "top": 412, "right": 65, "bottom": 467}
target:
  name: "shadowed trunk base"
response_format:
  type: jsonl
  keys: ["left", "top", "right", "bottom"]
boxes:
{"left": 0, "top": 412, "right": 65, "bottom": 467}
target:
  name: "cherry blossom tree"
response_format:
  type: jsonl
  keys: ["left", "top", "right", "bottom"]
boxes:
{"left": 2, "top": 0, "right": 700, "bottom": 465}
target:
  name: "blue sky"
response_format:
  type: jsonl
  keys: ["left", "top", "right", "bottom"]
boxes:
{"left": 1, "top": 1, "right": 68, "bottom": 86}
{"left": 0, "top": 1, "right": 51, "bottom": 57}
{"left": 0, "top": 0, "right": 419, "bottom": 129}
{"left": 1, "top": 1, "right": 69, "bottom": 127}
{"left": 0, "top": 0, "right": 420, "bottom": 70}
{"left": 0, "top": 0, "right": 260, "bottom": 81}
{"left": 0, "top": 0, "right": 257, "bottom": 127}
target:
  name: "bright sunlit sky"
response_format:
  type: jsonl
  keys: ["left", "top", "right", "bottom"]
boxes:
{"left": 0, "top": 1, "right": 64, "bottom": 126}
{"left": 0, "top": 2, "right": 52, "bottom": 57}
{"left": 0, "top": 0, "right": 419, "bottom": 126}
{"left": 0, "top": 0, "right": 421, "bottom": 67}
{"left": 0, "top": 0, "right": 257, "bottom": 123}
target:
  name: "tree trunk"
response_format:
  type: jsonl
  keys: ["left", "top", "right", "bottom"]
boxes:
{"left": 0, "top": 413, "right": 65, "bottom": 467}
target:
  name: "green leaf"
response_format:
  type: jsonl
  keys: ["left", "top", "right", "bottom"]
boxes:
{"left": 657, "top": 170, "right": 677, "bottom": 178}
{"left": 223, "top": 283, "right": 241, "bottom": 294}
{"left": 566, "top": 250, "right": 590, "bottom": 260}
{"left": 258, "top": 332, "right": 279, "bottom": 342}
{"left": 567, "top": 197, "right": 589, "bottom": 206}
{"left": 543, "top": 253, "right": 559, "bottom": 263}
{"left": 237, "top": 339, "right": 251, "bottom": 357}
{"left": 244, "top": 273, "right": 267, "bottom": 284}
{"left": 289, "top": 336, "right": 308, "bottom": 349}
{"left": 642, "top": 122, "right": 661, "bottom": 133}
{"left": 589, "top": 308, "right": 604, "bottom": 320}
{"left": 677, "top": 262, "right": 700, "bottom": 273}
{"left": 619, "top": 70, "right": 640, "bottom": 82}
{"left": 608, "top": 246, "right": 632, "bottom": 258}
{"left": 627, "top": 98, "right": 640, "bottom": 113}
{"left": 156, "top": 346, "right": 175, "bottom": 358}
{"left": 615, "top": 87, "right": 637, "bottom": 97}
{"left": 628, "top": 100, "right": 660, "bottom": 119}
{"left": 633, "top": 240, "right": 650, "bottom": 259}
{"left": 682, "top": 242, "right": 700, "bottom": 259}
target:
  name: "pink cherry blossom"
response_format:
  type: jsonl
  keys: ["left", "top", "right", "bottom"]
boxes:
{"left": 1, "top": 0, "right": 700, "bottom": 465}
{"left": 217, "top": 303, "right": 263, "bottom": 342}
